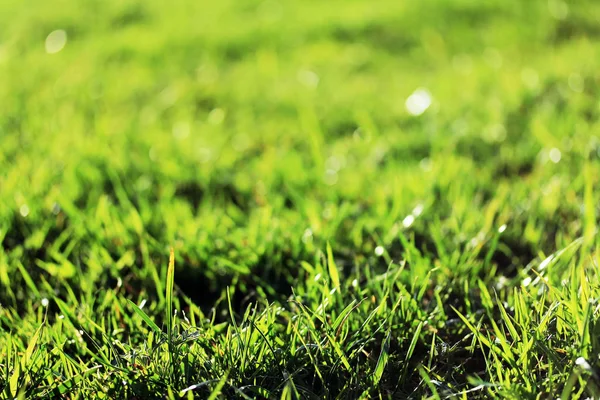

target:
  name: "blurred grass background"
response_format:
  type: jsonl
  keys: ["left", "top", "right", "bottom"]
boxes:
{"left": 1, "top": 0, "right": 598, "bottom": 305}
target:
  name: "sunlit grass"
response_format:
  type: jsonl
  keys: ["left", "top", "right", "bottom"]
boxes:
{"left": 1, "top": 0, "right": 600, "bottom": 398}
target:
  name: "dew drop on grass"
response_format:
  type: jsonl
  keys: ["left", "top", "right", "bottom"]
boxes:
{"left": 51, "top": 202, "right": 61, "bottom": 215}
{"left": 402, "top": 214, "right": 415, "bottom": 228}
{"left": 522, "top": 277, "right": 532, "bottom": 287}
{"left": 302, "top": 228, "right": 313, "bottom": 243}
{"left": 412, "top": 204, "right": 424, "bottom": 217}
{"left": 19, "top": 204, "right": 30, "bottom": 217}
{"left": 576, "top": 357, "right": 592, "bottom": 370}
{"left": 351, "top": 279, "right": 358, "bottom": 288}
{"left": 45, "top": 30, "right": 67, "bottom": 54}
{"left": 405, "top": 88, "right": 432, "bottom": 116}
{"left": 498, "top": 224, "right": 507, "bottom": 233}
{"left": 41, "top": 298, "right": 49, "bottom": 307}
{"left": 495, "top": 276, "right": 508, "bottom": 290}
{"left": 549, "top": 148, "right": 561, "bottom": 163}
{"left": 374, "top": 246, "right": 384, "bottom": 256}
{"left": 539, "top": 254, "right": 554, "bottom": 270}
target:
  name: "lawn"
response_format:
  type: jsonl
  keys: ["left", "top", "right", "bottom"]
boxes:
{"left": 1, "top": 0, "right": 600, "bottom": 398}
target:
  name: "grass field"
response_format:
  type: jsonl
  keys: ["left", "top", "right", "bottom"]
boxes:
{"left": 1, "top": 0, "right": 600, "bottom": 398}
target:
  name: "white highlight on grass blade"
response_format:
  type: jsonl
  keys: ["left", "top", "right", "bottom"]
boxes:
{"left": 576, "top": 357, "right": 592, "bottom": 370}
{"left": 375, "top": 246, "right": 384, "bottom": 256}
{"left": 58, "top": 315, "right": 65, "bottom": 319}
{"left": 405, "top": 88, "right": 432, "bottom": 116}
{"left": 522, "top": 277, "right": 532, "bottom": 287}
{"left": 41, "top": 298, "right": 49, "bottom": 307}
{"left": 549, "top": 148, "right": 561, "bottom": 163}
{"left": 139, "top": 299, "right": 147, "bottom": 309}
{"left": 352, "top": 279, "right": 358, "bottom": 288}
{"left": 19, "top": 204, "right": 30, "bottom": 217}
{"left": 495, "top": 276, "right": 508, "bottom": 290}
{"left": 498, "top": 224, "right": 507, "bottom": 233}
{"left": 314, "top": 273, "right": 322, "bottom": 282}
{"left": 469, "top": 232, "right": 485, "bottom": 249}
{"left": 45, "top": 30, "right": 67, "bottom": 54}
{"left": 539, "top": 254, "right": 554, "bottom": 270}
{"left": 302, "top": 228, "right": 313, "bottom": 243}
{"left": 181, "top": 381, "right": 214, "bottom": 394}
{"left": 402, "top": 214, "right": 415, "bottom": 228}
{"left": 413, "top": 204, "right": 424, "bottom": 217}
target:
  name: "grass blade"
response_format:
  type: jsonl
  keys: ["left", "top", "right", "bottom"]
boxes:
{"left": 207, "top": 370, "right": 229, "bottom": 400}
{"left": 166, "top": 247, "right": 175, "bottom": 348}
{"left": 326, "top": 242, "right": 340, "bottom": 290}
{"left": 373, "top": 329, "right": 391, "bottom": 385}
{"left": 127, "top": 299, "right": 163, "bottom": 336}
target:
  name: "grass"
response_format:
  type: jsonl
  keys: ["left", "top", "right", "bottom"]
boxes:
{"left": 1, "top": 0, "right": 600, "bottom": 398}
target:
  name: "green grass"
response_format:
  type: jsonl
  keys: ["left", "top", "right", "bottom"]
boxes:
{"left": 1, "top": 0, "right": 600, "bottom": 398}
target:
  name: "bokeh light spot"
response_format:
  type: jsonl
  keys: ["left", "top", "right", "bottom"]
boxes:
{"left": 45, "top": 30, "right": 67, "bottom": 54}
